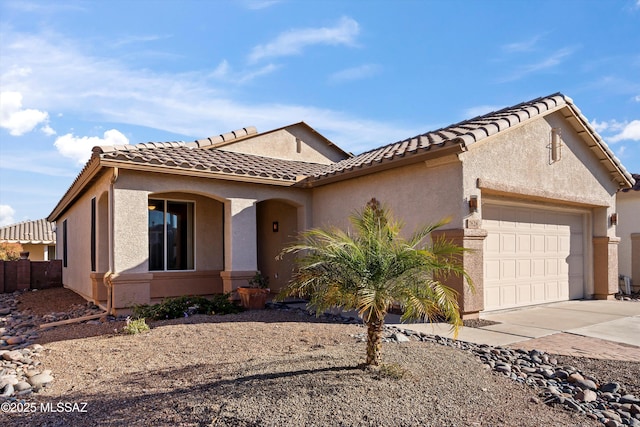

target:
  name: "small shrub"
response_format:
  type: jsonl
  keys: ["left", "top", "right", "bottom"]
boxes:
{"left": 122, "top": 317, "right": 150, "bottom": 334}
{"left": 248, "top": 272, "right": 269, "bottom": 289}
{"left": 378, "top": 363, "right": 409, "bottom": 380}
{"left": 132, "top": 294, "right": 242, "bottom": 321}
{"left": 0, "top": 242, "right": 23, "bottom": 261}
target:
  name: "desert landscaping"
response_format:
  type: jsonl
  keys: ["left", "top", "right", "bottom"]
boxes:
{"left": 0, "top": 288, "right": 638, "bottom": 426}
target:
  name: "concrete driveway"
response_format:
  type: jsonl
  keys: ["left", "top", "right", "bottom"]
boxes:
{"left": 389, "top": 300, "right": 640, "bottom": 356}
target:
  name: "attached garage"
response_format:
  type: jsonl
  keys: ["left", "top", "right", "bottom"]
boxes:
{"left": 482, "top": 202, "right": 586, "bottom": 311}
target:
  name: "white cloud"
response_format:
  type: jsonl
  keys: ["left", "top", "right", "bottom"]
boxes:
{"left": 609, "top": 120, "right": 640, "bottom": 142}
{"left": 590, "top": 118, "right": 626, "bottom": 133}
{"left": 54, "top": 129, "right": 129, "bottom": 164}
{"left": 498, "top": 47, "right": 575, "bottom": 82}
{"left": 243, "top": 0, "right": 282, "bottom": 10}
{"left": 248, "top": 16, "right": 360, "bottom": 63}
{"left": 0, "top": 91, "right": 50, "bottom": 136}
{"left": 211, "top": 60, "right": 279, "bottom": 84}
{"left": 635, "top": 95, "right": 640, "bottom": 102}
{"left": 329, "top": 64, "right": 380, "bottom": 83}
{"left": 0, "top": 28, "right": 412, "bottom": 155}
{"left": 0, "top": 205, "right": 16, "bottom": 227}
{"left": 110, "top": 34, "right": 170, "bottom": 48}
{"left": 41, "top": 124, "right": 56, "bottom": 136}
{"left": 502, "top": 34, "right": 544, "bottom": 53}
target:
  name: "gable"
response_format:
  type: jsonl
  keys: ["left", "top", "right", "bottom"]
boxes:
{"left": 201, "top": 122, "right": 350, "bottom": 165}
{"left": 300, "top": 93, "right": 633, "bottom": 189}
{"left": 461, "top": 111, "right": 621, "bottom": 206}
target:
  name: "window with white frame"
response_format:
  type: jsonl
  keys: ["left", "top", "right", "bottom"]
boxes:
{"left": 148, "top": 199, "right": 194, "bottom": 271}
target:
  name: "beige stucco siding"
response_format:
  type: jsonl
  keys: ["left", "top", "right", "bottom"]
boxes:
{"left": 460, "top": 112, "right": 618, "bottom": 217}
{"left": 57, "top": 171, "right": 112, "bottom": 300}
{"left": 617, "top": 190, "right": 640, "bottom": 280}
{"left": 311, "top": 159, "right": 464, "bottom": 233}
{"left": 21, "top": 243, "right": 52, "bottom": 261}
{"left": 218, "top": 124, "right": 347, "bottom": 164}
{"left": 113, "top": 169, "right": 312, "bottom": 273}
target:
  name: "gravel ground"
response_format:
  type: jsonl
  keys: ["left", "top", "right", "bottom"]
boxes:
{"left": 1, "top": 288, "right": 636, "bottom": 426}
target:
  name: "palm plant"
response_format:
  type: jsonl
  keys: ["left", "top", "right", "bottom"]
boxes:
{"left": 277, "top": 198, "right": 471, "bottom": 366}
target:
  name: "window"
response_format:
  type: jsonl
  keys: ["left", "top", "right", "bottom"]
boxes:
{"left": 62, "top": 219, "right": 68, "bottom": 267}
{"left": 91, "top": 197, "right": 96, "bottom": 272}
{"left": 148, "top": 199, "right": 194, "bottom": 271}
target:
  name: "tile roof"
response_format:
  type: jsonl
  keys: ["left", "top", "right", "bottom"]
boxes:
{"left": 48, "top": 92, "right": 634, "bottom": 221}
{"left": 621, "top": 173, "right": 640, "bottom": 192}
{"left": 305, "top": 93, "right": 568, "bottom": 182}
{"left": 98, "top": 143, "right": 329, "bottom": 182}
{"left": 0, "top": 219, "right": 56, "bottom": 244}
{"left": 302, "top": 92, "right": 633, "bottom": 186}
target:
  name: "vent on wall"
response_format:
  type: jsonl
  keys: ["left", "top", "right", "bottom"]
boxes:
{"left": 550, "top": 127, "right": 562, "bottom": 163}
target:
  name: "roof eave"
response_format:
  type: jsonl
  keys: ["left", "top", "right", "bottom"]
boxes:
{"left": 297, "top": 143, "right": 464, "bottom": 188}
{"left": 47, "top": 157, "right": 103, "bottom": 222}
{"left": 560, "top": 103, "right": 634, "bottom": 189}
{"left": 100, "top": 159, "right": 302, "bottom": 187}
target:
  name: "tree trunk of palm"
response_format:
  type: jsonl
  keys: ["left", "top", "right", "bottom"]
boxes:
{"left": 365, "top": 318, "right": 384, "bottom": 366}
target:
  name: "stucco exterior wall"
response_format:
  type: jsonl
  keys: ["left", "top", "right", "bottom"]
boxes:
{"left": 617, "top": 190, "right": 640, "bottom": 281}
{"left": 311, "top": 158, "right": 464, "bottom": 233}
{"left": 218, "top": 124, "right": 347, "bottom": 164}
{"left": 20, "top": 243, "right": 53, "bottom": 261}
{"left": 57, "top": 171, "right": 112, "bottom": 301}
{"left": 104, "top": 169, "right": 314, "bottom": 304}
{"left": 460, "top": 111, "right": 618, "bottom": 214}
{"left": 257, "top": 199, "right": 299, "bottom": 292}
{"left": 460, "top": 111, "right": 620, "bottom": 303}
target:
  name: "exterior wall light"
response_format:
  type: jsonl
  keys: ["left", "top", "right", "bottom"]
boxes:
{"left": 610, "top": 213, "right": 618, "bottom": 226}
{"left": 468, "top": 195, "right": 478, "bottom": 213}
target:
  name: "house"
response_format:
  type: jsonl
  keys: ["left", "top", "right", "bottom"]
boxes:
{"left": 47, "top": 93, "right": 634, "bottom": 318}
{"left": 0, "top": 219, "right": 56, "bottom": 261}
{"left": 617, "top": 173, "right": 640, "bottom": 293}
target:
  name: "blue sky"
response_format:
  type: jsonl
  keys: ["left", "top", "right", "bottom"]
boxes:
{"left": 1, "top": 0, "right": 639, "bottom": 226}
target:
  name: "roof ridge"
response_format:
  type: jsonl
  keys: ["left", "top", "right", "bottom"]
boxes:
{"left": 193, "top": 126, "right": 258, "bottom": 148}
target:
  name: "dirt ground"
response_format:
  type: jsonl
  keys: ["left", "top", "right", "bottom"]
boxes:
{"left": 2, "top": 288, "right": 637, "bottom": 427}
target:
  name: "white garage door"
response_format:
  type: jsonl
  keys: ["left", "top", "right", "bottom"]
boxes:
{"left": 483, "top": 203, "right": 584, "bottom": 311}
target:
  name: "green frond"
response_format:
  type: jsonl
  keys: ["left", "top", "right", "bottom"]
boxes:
{"left": 277, "top": 199, "right": 472, "bottom": 363}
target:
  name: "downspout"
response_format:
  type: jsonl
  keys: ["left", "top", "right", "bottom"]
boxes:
{"left": 105, "top": 167, "right": 119, "bottom": 315}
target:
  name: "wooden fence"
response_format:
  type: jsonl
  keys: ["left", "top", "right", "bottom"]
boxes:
{"left": 0, "top": 259, "right": 63, "bottom": 293}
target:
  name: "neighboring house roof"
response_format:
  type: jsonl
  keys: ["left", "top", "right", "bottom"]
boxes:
{"left": 0, "top": 219, "right": 56, "bottom": 244}
{"left": 621, "top": 173, "right": 640, "bottom": 192}
{"left": 47, "top": 93, "right": 634, "bottom": 221}
{"left": 301, "top": 93, "right": 634, "bottom": 187}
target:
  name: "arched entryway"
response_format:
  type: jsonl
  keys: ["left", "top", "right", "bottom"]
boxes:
{"left": 256, "top": 199, "right": 299, "bottom": 293}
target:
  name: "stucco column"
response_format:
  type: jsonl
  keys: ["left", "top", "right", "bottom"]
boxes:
{"left": 593, "top": 236, "right": 620, "bottom": 299}
{"left": 430, "top": 228, "right": 488, "bottom": 319}
{"left": 222, "top": 198, "right": 258, "bottom": 293}
{"left": 632, "top": 233, "right": 640, "bottom": 292}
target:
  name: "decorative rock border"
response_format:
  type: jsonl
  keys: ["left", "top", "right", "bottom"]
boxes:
{"left": 0, "top": 290, "right": 119, "bottom": 400}
{"left": 1, "top": 295, "right": 637, "bottom": 427}
{"left": 272, "top": 301, "right": 640, "bottom": 427}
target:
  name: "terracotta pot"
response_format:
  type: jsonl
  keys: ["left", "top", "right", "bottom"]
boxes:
{"left": 237, "top": 287, "right": 270, "bottom": 310}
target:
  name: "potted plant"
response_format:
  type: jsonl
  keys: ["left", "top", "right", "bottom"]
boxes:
{"left": 237, "top": 272, "right": 270, "bottom": 309}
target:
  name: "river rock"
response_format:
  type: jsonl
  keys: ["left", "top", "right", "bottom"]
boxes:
{"left": 576, "top": 389, "right": 597, "bottom": 402}
{"left": 28, "top": 372, "right": 54, "bottom": 387}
